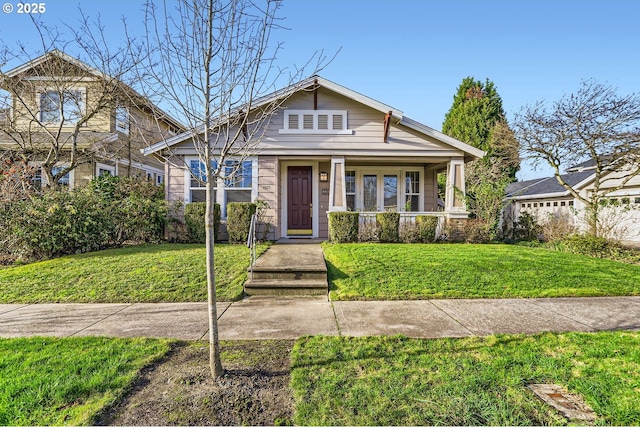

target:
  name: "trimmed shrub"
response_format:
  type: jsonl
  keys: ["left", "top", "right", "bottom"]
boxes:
{"left": 376, "top": 212, "right": 400, "bottom": 243}
{"left": 227, "top": 202, "right": 257, "bottom": 243}
{"left": 416, "top": 215, "right": 438, "bottom": 243}
{"left": 184, "top": 202, "right": 220, "bottom": 243}
{"left": 329, "top": 211, "right": 359, "bottom": 243}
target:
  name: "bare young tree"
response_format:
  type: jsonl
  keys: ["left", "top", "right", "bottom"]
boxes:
{"left": 141, "top": 0, "right": 327, "bottom": 378}
{"left": 515, "top": 80, "right": 640, "bottom": 237}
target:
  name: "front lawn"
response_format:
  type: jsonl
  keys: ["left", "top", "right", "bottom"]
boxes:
{"left": 0, "top": 336, "right": 171, "bottom": 426}
{"left": 291, "top": 332, "right": 640, "bottom": 425}
{"left": 323, "top": 243, "right": 640, "bottom": 300}
{"left": 0, "top": 243, "right": 268, "bottom": 303}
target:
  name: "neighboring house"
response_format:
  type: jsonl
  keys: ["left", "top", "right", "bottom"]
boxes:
{"left": 143, "top": 76, "right": 484, "bottom": 240}
{"left": 504, "top": 159, "right": 640, "bottom": 244}
{"left": 0, "top": 50, "right": 184, "bottom": 189}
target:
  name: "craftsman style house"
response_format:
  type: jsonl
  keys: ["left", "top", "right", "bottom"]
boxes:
{"left": 0, "top": 50, "right": 183, "bottom": 190}
{"left": 144, "top": 76, "right": 485, "bottom": 239}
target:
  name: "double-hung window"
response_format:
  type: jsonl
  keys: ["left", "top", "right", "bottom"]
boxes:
{"left": 189, "top": 159, "right": 211, "bottom": 202}
{"left": 224, "top": 160, "right": 252, "bottom": 204}
{"left": 39, "top": 88, "right": 85, "bottom": 125}
{"left": 188, "top": 158, "right": 254, "bottom": 212}
{"left": 345, "top": 170, "right": 356, "bottom": 211}
{"left": 405, "top": 171, "right": 420, "bottom": 212}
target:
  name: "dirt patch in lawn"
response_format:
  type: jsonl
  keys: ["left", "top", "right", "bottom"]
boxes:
{"left": 98, "top": 340, "right": 294, "bottom": 426}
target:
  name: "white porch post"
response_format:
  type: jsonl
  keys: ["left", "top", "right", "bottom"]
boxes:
{"left": 445, "top": 157, "right": 468, "bottom": 217}
{"left": 216, "top": 176, "right": 225, "bottom": 217}
{"left": 328, "top": 156, "right": 346, "bottom": 212}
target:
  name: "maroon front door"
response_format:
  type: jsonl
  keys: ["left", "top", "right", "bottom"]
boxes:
{"left": 287, "top": 166, "right": 312, "bottom": 234}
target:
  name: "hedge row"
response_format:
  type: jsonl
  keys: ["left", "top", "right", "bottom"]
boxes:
{"left": 0, "top": 176, "right": 166, "bottom": 261}
{"left": 328, "top": 212, "right": 438, "bottom": 243}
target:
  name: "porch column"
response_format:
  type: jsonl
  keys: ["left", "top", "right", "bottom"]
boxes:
{"left": 328, "top": 156, "right": 346, "bottom": 211}
{"left": 445, "top": 157, "right": 468, "bottom": 217}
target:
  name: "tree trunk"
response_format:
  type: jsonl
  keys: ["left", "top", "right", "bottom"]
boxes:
{"left": 206, "top": 177, "right": 224, "bottom": 378}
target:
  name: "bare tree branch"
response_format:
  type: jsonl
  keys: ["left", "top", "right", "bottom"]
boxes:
{"left": 515, "top": 80, "right": 640, "bottom": 236}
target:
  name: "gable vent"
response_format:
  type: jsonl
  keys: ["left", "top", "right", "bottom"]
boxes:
{"left": 303, "top": 114, "right": 314, "bottom": 130}
{"left": 332, "top": 114, "right": 343, "bottom": 130}
{"left": 318, "top": 114, "right": 328, "bottom": 130}
{"left": 280, "top": 110, "right": 352, "bottom": 135}
{"left": 288, "top": 114, "right": 299, "bottom": 130}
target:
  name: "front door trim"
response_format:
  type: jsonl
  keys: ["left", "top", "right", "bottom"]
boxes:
{"left": 280, "top": 161, "right": 319, "bottom": 238}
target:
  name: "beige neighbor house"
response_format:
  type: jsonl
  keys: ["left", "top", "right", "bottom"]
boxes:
{"left": 0, "top": 50, "right": 184, "bottom": 190}
{"left": 504, "top": 159, "right": 640, "bottom": 245}
{"left": 143, "top": 76, "right": 485, "bottom": 240}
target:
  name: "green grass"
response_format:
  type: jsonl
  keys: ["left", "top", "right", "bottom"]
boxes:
{"left": 323, "top": 243, "right": 640, "bottom": 300}
{"left": 0, "top": 336, "right": 171, "bottom": 426}
{"left": 0, "top": 243, "right": 268, "bottom": 303}
{"left": 291, "top": 332, "right": 640, "bottom": 425}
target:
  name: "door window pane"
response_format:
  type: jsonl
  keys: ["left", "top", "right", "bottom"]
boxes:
{"left": 384, "top": 175, "right": 398, "bottom": 211}
{"left": 363, "top": 175, "right": 377, "bottom": 211}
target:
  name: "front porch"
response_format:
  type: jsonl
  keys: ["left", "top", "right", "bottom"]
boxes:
{"left": 261, "top": 155, "right": 471, "bottom": 240}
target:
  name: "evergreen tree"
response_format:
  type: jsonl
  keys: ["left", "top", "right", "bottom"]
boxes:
{"left": 442, "top": 77, "right": 520, "bottom": 237}
{"left": 443, "top": 77, "right": 506, "bottom": 151}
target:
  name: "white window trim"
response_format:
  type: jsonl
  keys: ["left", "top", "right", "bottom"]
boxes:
{"left": 37, "top": 86, "right": 87, "bottom": 126}
{"left": 96, "top": 163, "right": 116, "bottom": 177}
{"left": 279, "top": 109, "right": 352, "bottom": 135}
{"left": 184, "top": 156, "right": 257, "bottom": 217}
{"left": 347, "top": 166, "right": 423, "bottom": 212}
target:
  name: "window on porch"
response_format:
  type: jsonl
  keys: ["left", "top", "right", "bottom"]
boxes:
{"left": 345, "top": 168, "right": 422, "bottom": 212}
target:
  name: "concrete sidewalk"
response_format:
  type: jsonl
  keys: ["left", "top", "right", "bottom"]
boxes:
{"left": 1, "top": 296, "right": 640, "bottom": 340}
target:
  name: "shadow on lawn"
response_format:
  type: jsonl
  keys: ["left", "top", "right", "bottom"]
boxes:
{"left": 324, "top": 260, "right": 349, "bottom": 292}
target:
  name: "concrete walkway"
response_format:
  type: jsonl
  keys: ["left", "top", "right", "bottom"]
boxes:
{"left": 1, "top": 296, "right": 639, "bottom": 340}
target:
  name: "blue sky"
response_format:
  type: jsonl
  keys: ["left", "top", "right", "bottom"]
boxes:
{"left": 1, "top": 0, "right": 638, "bottom": 180}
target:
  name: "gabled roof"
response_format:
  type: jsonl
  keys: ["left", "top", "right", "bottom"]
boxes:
{"left": 3, "top": 50, "right": 185, "bottom": 131}
{"left": 506, "top": 170, "right": 595, "bottom": 198}
{"left": 142, "top": 75, "right": 486, "bottom": 159}
{"left": 4, "top": 49, "right": 107, "bottom": 79}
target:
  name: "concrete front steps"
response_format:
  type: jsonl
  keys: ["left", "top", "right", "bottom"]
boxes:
{"left": 244, "top": 240, "right": 328, "bottom": 296}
